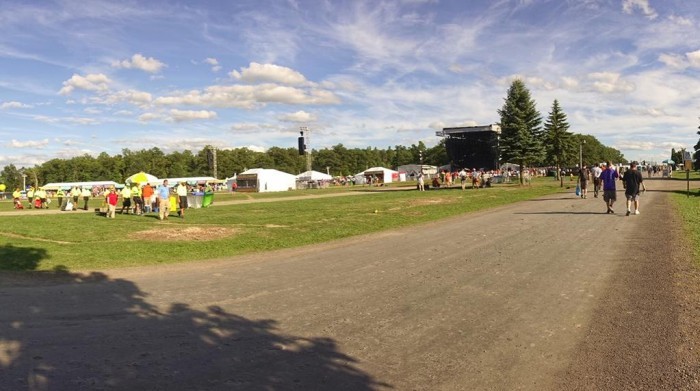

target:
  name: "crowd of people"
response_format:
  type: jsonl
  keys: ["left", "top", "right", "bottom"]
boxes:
{"left": 577, "top": 161, "right": 647, "bottom": 216}
{"left": 10, "top": 181, "right": 215, "bottom": 220}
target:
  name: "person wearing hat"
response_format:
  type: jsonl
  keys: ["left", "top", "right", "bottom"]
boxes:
{"left": 176, "top": 181, "right": 188, "bottom": 218}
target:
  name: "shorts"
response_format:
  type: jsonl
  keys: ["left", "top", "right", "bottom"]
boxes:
{"left": 579, "top": 181, "right": 587, "bottom": 190}
{"left": 603, "top": 190, "right": 616, "bottom": 202}
{"left": 179, "top": 195, "right": 188, "bottom": 209}
{"left": 123, "top": 198, "right": 131, "bottom": 207}
{"left": 625, "top": 192, "right": 639, "bottom": 201}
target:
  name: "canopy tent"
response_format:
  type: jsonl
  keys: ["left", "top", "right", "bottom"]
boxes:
{"left": 42, "top": 181, "right": 121, "bottom": 191}
{"left": 296, "top": 170, "right": 333, "bottom": 181}
{"left": 662, "top": 159, "right": 676, "bottom": 165}
{"left": 125, "top": 172, "right": 159, "bottom": 185}
{"left": 363, "top": 166, "right": 400, "bottom": 183}
{"left": 236, "top": 168, "right": 296, "bottom": 192}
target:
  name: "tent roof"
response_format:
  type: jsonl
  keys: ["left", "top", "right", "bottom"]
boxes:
{"left": 364, "top": 166, "right": 398, "bottom": 174}
{"left": 240, "top": 168, "right": 295, "bottom": 177}
{"left": 296, "top": 170, "right": 333, "bottom": 180}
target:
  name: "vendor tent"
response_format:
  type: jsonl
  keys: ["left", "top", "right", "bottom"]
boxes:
{"left": 296, "top": 170, "right": 333, "bottom": 181}
{"left": 236, "top": 168, "right": 296, "bottom": 192}
{"left": 363, "top": 167, "right": 400, "bottom": 183}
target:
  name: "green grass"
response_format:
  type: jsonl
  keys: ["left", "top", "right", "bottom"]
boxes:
{"left": 670, "top": 191, "right": 700, "bottom": 266}
{"left": 0, "top": 179, "right": 564, "bottom": 272}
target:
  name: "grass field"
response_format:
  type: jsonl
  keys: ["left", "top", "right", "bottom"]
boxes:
{"left": 0, "top": 179, "right": 567, "bottom": 272}
{"left": 670, "top": 190, "right": 700, "bottom": 266}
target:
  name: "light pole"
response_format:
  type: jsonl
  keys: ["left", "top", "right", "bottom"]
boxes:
{"left": 579, "top": 139, "right": 586, "bottom": 170}
{"left": 22, "top": 174, "right": 27, "bottom": 190}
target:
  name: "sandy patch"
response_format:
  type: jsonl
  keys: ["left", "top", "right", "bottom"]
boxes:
{"left": 129, "top": 226, "right": 236, "bottom": 241}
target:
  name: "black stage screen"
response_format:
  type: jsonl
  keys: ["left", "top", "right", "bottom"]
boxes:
{"left": 442, "top": 126, "right": 500, "bottom": 170}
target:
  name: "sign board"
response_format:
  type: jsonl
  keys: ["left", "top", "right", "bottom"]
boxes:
{"left": 685, "top": 160, "right": 693, "bottom": 170}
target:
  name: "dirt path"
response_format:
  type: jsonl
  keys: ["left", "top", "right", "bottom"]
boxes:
{"left": 1, "top": 178, "right": 699, "bottom": 390}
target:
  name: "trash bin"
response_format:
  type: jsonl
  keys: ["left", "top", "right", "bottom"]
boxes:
{"left": 202, "top": 192, "right": 214, "bottom": 207}
{"left": 169, "top": 195, "right": 177, "bottom": 211}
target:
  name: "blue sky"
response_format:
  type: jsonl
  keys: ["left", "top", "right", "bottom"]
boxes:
{"left": 1, "top": 0, "right": 699, "bottom": 169}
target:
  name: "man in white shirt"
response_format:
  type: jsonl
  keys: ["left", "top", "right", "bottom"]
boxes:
{"left": 176, "top": 181, "right": 189, "bottom": 218}
{"left": 591, "top": 163, "right": 603, "bottom": 198}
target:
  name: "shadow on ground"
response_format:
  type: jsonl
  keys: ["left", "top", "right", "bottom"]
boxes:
{"left": 0, "top": 270, "right": 390, "bottom": 390}
{"left": 0, "top": 244, "right": 50, "bottom": 271}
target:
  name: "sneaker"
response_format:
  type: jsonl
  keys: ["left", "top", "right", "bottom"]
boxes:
{"left": 635, "top": 210, "right": 640, "bottom": 215}
{"left": 626, "top": 210, "right": 631, "bottom": 216}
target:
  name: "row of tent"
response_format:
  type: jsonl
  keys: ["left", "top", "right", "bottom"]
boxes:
{"left": 227, "top": 167, "right": 402, "bottom": 193}
{"left": 40, "top": 167, "right": 403, "bottom": 193}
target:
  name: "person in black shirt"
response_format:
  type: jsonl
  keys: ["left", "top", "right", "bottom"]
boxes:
{"left": 622, "top": 161, "right": 646, "bottom": 216}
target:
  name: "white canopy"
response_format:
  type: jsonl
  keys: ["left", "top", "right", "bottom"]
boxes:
{"left": 363, "top": 167, "right": 399, "bottom": 183}
{"left": 238, "top": 168, "right": 296, "bottom": 192}
{"left": 296, "top": 170, "right": 333, "bottom": 181}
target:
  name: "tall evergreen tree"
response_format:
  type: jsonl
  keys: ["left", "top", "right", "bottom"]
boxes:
{"left": 543, "top": 99, "right": 574, "bottom": 186}
{"left": 497, "top": 79, "right": 544, "bottom": 184}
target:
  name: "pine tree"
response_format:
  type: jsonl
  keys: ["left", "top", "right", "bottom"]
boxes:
{"left": 497, "top": 79, "right": 544, "bottom": 184}
{"left": 543, "top": 99, "right": 574, "bottom": 187}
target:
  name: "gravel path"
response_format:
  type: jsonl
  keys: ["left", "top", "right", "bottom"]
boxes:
{"left": 1, "top": 177, "right": 699, "bottom": 390}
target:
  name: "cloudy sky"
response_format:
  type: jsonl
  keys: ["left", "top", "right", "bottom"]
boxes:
{"left": 1, "top": 0, "right": 698, "bottom": 168}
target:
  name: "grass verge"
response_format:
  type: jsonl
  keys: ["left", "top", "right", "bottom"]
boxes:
{"left": 670, "top": 191, "right": 700, "bottom": 266}
{"left": 0, "top": 179, "right": 564, "bottom": 272}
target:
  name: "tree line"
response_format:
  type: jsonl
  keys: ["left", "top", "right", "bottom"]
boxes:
{"left": 1, "top": 79, "right": 633, "bottom": 190}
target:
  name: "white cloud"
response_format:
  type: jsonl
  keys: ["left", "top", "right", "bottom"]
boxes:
{"left": 100, "top": 89, "right": 153, "bottom": 106}
{"left": 9, "top": 138, "right": 49, "bottom": 148}
{"left": 279, "top": 110, "right": 316, "bottom": 122}
{"left": 112, "top": 53, "right": 166, "bottom": 73}
{"left": 622, "top": 0, "right": 658, "bottom": 20}
{"left": 658, "top": 53, "right": 687, "bottom": 70}
{"left": 33, "top": 115, "right": 99, "bottom": 125}
{"left": 687, "top": 49, "right": 700, "bottom": 68}
{"left": 0, "top": 101, "right": 32, "bottom": 109}
{"left": 58, "top": 73, "right": 111, "bottom": 95}
{"left": 205, "top": 57, "right": 222, "bottom": 72}
{"left": 587, "top": 72, "right": 635, "bottom": 93}
{"left": 154, "top": 83, "right": 340, "bottom": 108}
{"left": 230, "top": 62, "right": 308, "bottom": 85}
{"left": 169, "top": 109, "right": 217, "bottom": 122}
{"left": 138, "top": 112, "right": 161, "bottom": 122}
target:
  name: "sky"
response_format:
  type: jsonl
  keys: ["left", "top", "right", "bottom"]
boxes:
{"left": 1, "top": 0, "right": 699, "bottom": 170}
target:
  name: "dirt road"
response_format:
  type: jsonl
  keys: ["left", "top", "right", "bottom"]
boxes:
{"left": 1, "top": 178, "right": 699, "bottom": 390}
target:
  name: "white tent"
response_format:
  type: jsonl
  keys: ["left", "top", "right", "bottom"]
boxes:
{"left": 363, "top": 167, "right": 400, "bottom": 183}
{"left": 296, "top": 170, "right": 333, "bottom": 181}
{"left": 237, "top": 168, "right": 296, "bottom": 192}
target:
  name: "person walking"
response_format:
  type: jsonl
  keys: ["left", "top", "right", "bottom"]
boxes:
{"left": 120, "top": 185, "right": 132, "bottom": 214}
{"left": 56, "top": 188, "right": 65, "bottom": 209}
{"left": 459, "top": 168, "right": 468, "bottom": 190}
{"left": 106, "top": 187, "right": 118, "bottom": 218}
{"left": 600, "top": 161, "right": 619, "bottom": 214}
{"left": 81, "top": 186, "right": 91, "bottom": 210}
{"left": 71, "top": 186, "right": 81, "bottom": 210}
{"left": 591, "top": 163, "right": 603, "bottom": 198}
{"left": 176, "top": 181, "right": 188, "bottom": 218}
{"left": 578, "top": 166, "right": 590, "bottom": 199}
{"left": 157, "top": 180, "right": 171, "bottom": 221}
{"left": 142, "top": 183, "right": 154, "bottom": 213}
{"left": 131, "top": 183, "right": 143, "bottom": 215}
{"left": 622, "top": 161, "right": 647, "bottom": 216}
{"left": 417, "top": 171, "right": 425, "bottom": 191}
